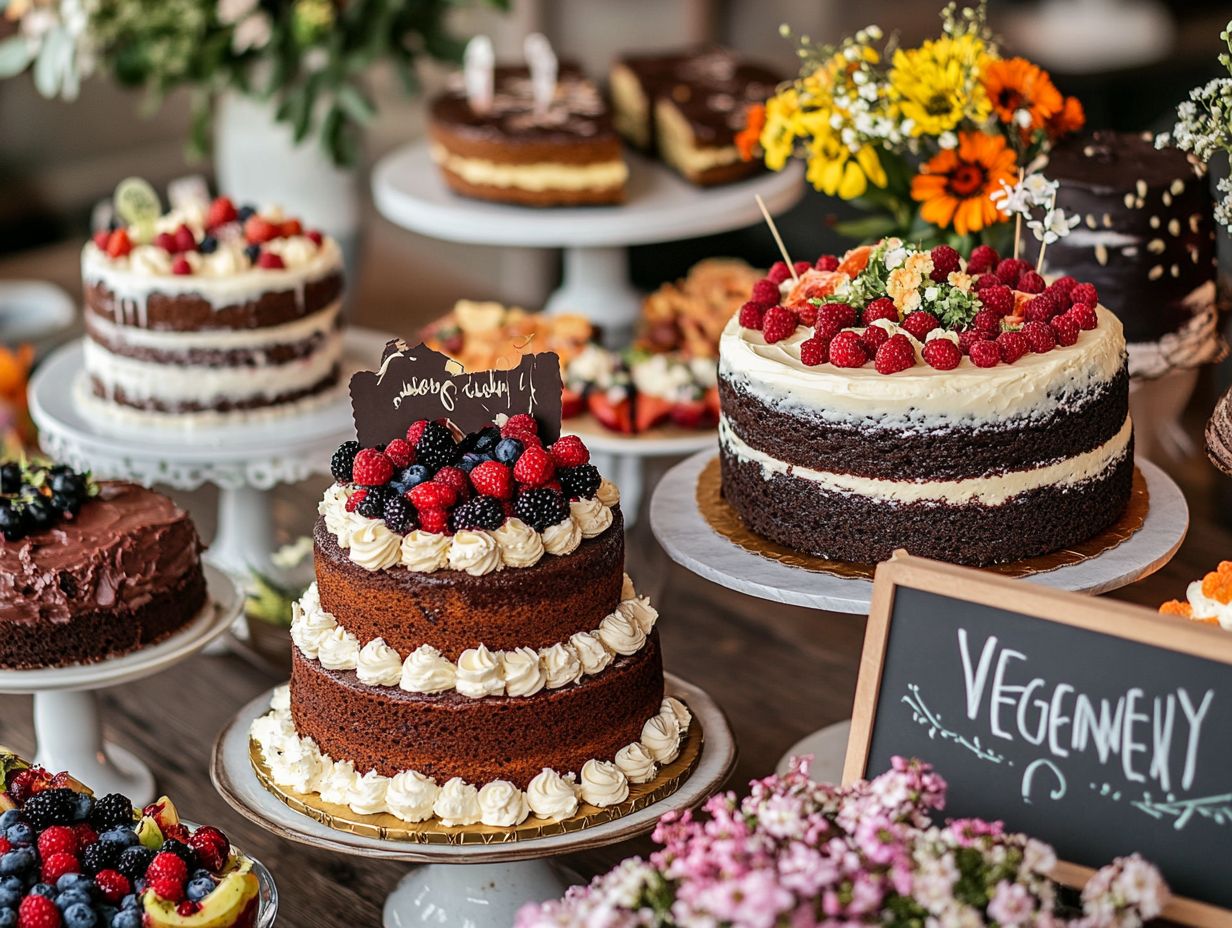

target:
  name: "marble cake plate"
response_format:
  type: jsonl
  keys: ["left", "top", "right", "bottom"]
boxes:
{"left": 211, "top": 673, "right": 737, "bottom": 928}
{"left": 0, "top": 564, "right": 242, "bottom": 806}
{"left": 651, "top": 450, "right": 1189, "bottom": 614}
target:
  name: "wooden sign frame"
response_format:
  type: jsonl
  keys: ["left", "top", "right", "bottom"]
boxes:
{"left": 844, "top": 552, "right": 1232, "bottom": 928}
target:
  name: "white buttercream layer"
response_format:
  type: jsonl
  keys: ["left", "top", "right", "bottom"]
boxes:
{"left": 719, "top": 414, "right": 1133, "bottom": 506}
{"left": 430, "top": 144, "right": 628, "bottom": 192}
{"left": 250, "top": 686, "right": 693, "bottom": 825}
{"left": 86, "top": 301, "right": 341, "bottom": 354}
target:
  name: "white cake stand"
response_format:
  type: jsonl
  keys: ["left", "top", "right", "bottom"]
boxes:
{"left": 28, "top": 328, "right": 392, "bottom": 578}
{"left": 211, "top": 674, "right": 736, "bottom": 928}
{"left": 371, "top": 142, "right": 805, "bottom": 344}
{"left": 651, "top": 451, "right": 1189, "bottom": 614}
{"left": 0, "top": 564, "right": 241, "bottom": 806}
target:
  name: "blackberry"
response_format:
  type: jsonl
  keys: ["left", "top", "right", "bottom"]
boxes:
{"left": 243, "top": 244, "right": 261, "bottom": 264}
{"left": 513, "top": 488, "right": 569, "bottom": 531}
{"left": 158, "top": 839, "right": 198, "bottom": 870}
{"left": 383, "top": 496, "right": 415, "bottom": 534}
{"left": 81, "top": 840, "right": 121, "bottom": 875}
{"left": 356, "top": 486, "right": 389, "bottom": 520}
{"left": 49, "top": 472, "right": 85, "bottom": 498}
{"left": 0, "top": 503, "right": 25, "bottom": 542}
{"left": 461, "top": 426, "right": 500, "bottom": 454}
{"left": 449, "top": 496, "right": 503, "bottom": 532}
{"left": 198, "top": 235, "right": 218, "bottom": 254}
{"left": 115, "top": 847, "right": 155, "bottom": 883}
{"left": 90, "top": 793, "right": 135, "bottom": 830}
{"left": 24, "top": 498, "right": 55, "bottom": 532}
{"left": 330, "top": 441, "right": 361, "bottom": 483}
{"left": 21, "top": 788, "right": 76, "bottom": 829}
{"left": 415, "top": 423, "right": 460, "bottom": 471}
{"left": 0, "top": 463, "right": 21, "bottom": 494}
{"left": 559, "top": 464, "right": 601, "bottom": 500}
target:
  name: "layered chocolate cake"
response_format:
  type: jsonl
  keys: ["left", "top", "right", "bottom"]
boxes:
{"left": 252, "top": 416, "right": 691, "bottom": 826}
{"left": 0, "top": 460, "right": 206, "bottom": 669}
{"left": 1025, "top": 131, "right": 1221, "bottom": 378}
{"left": 718, "top": 239, "right": 1133, "bottom": 567}
{"left": 81, "top": 195, "right": 345, "bottom": 426}
{"left": 428, "top": 65, "right": 628, "bottom": 207}
{"left": 610, "top": 47, "right": 779, "bottom": 186}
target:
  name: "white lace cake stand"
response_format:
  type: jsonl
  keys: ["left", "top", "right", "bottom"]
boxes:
{"left": 211, "top": 673, "right": 736, "bottom": 928}
{"left": 371, "top": 141, "right": 805, "bottom": 344}
{"left": 28, "top": 328, "right": 392, "bottom": 578}
{"left": 651, "top": 451, "right": 1189, "bottom": 614}
{"left": 0, "top": 564, "right": 241, "bottom": 806}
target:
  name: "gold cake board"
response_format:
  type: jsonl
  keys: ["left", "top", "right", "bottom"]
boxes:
{"left": 249, "top": 707, "right": 703, "bottom": 845}
{"left": 696, "top": 457, "right": 1149, "bottom": 581}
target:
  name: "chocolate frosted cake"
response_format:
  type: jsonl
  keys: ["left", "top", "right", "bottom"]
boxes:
{"left": 1026, "top": 130, "right": 1220, "bottom": 378}
{"left": 251, "top": 416, "right": 691, "bottom": 827}
{"left": 428, "top": 65, "right": 628, "bottom": 207}
{"left": 81, "top": 195, "right": 345, "bottom": 426}
{"left": 610, "top": 47, "right": 778, "bottom": 186}
{"left": 0, "top": 461, "right": 206, "bottom": 669}
{"left": 718, "top": 239, "right": 1133, "bottom": 567}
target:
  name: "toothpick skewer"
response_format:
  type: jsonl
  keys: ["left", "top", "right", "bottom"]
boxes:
{"left": 756, "top": 194, "right": 799, "bottom": 284}
{"left": 1012, "top": 167, "right": 1023, "bottom": 262}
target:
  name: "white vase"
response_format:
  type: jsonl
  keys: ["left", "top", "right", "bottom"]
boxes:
{"left": 213, "top": 93, "right": 361, "bottom": 285}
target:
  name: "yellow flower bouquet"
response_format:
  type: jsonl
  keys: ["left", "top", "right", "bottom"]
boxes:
{"left": 738, "top": 2, "right": 1085, "bottom": 249}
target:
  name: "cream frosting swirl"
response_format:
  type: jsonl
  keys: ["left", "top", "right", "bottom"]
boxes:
{"left": 493, "top": 518, "right": 545, "bottom": 568}
{"left": 400, "top": 530, "right": 451, "bottom": 572}
{"left": 662, "top": 697, "right": 693, "bottom": 731}
{"left": 501, "top": 647, "right": 546, "bottom": 697}
{"left": 569, "top": 498, "right": 612, "bottom": 539}
{"left": 289, "top": 589, "right": 337, "bottom": 659}
{"left": 455, "top": 645, "right": 505, "bottom": 698}
{"left": 477, "top": 780, "right": 531, "bottom": 827}
{"left": 596, "top": 478, "right": 620, "bottom": 508}
{"left": 319, "top": 760, "right": 360, "bottom": 806}
{"left": 617, "top": 596, "right": 658, "bottom": 635}
{"left": 598, "top": 611, "right": 646, "bottom": 656}
{"left": 614, "top": 743, "right": 658, "bottom": 784}
{"left": 570, "top": 631, "right": 613, "bottom": 676}
{"left": 447, "top": 530, "right": 503, "bottom": 576}
{"left": 540, "top": 642, "right": 583, "bottom": 689}
{"left": 541, "top": 516, "right": 582, "bottom": 556}
{"left": 433, "top": 778, "right": 482, "bottom": 826}
{"left": 526, "top": 769, "right": 579, "bottom": 819}
{"left": 348, "top": 521, "right": 402, "bottom": 571}
{"left": 317, "top": 626, "right": 360, "bottom": 670}
{"left": 641, "top": 714, "right": 683, "bottom": 764}
{"left": 578, "top": 760, "right": 629, "bottom": 807}
{"left": 385, "top": 771, "right": 439, "bottom": 823}
{"left": 346, "top": 770, "right": 391, "bottom": 815}
{"left": 356, "top": 637, "right": 403, "bottom": 687}
{"left": 400, "top": 644, "right": 457, "bottom": 694}
{"left": 320, "top": 485, "right": 365, "bottom": 548}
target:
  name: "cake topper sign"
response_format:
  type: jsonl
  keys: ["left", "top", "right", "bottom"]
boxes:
{"left": 463, "top": 35, "right": 495, "bottom": 114}
{"left": 349, "top": 341, "right": 563, "bottom": 446}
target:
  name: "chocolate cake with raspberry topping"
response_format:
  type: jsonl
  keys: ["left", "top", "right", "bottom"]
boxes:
{"left": 0, "top": 461, "right": 206, "bottom": 669}
{"left": 718, "top": 239, "right": 1133, "bottom": 567}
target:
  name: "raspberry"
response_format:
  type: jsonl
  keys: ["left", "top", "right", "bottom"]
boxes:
{"left": 0, "top": 837, "right": 9, "bottom": 855}
{"left": 1023, "top": 292, "right": 1061, "bottom": 323}
{"left": 972, "top": 309, "right": 1003, "bottom": 335}
{"left": 40, "top": 852, "right": 79, "bottom": 885}
{"left": 173, "top": 224, "right": 197, "bottom": 254}
{"left": 815, "top": 254, "right": 840, "bottom": 272}
{"left": 977, "top": 284, "right": 1014, "bottom": 317}
{"left": 155, "top": 231, "right": 177, "bottom": 253}
{"left": 351, "top": 449, "right": 394, "bottom": 487}
{"left": 105, "top": 228, "right": 132, "bottom": 258}
{"left": 150, "top": 873, "right": 186, "bottom": 902}
{"left": 760, "top": 306, "right": 799, "bottom": 343}
{"left": 91, "top": 230, "right": 110, "bottom": 250}
{"left": 93, "top": 869, "right": 131, "bottom": 904}
{"left": 405, "top": 420, "right": 429, "bottom": 446}
{"left": 796, "top": 302, "right": 818, "bottom": 327}
{"left": 737, "top": 301, "right": 765, "bottom": 330}
{"left": 384, "top": 439, "right": 413, "bottom": 468}
{"left": 1017, "top": 270, "right": 1046, "bottom": 293}
{"left": 409, "top": 481, "right": 456, "bottom": 510}
{"left": 559, "top": 464, "right": 601, "bottom": 500}
{"left": 345, "top": 488, "right": 367, "bottom": 512}
{"left": 147, "top": 850, "right": 188, "bottom": 885}
{"left": 966, "top": 244, "right": 999, "bottom": 274}
{"left": 433, "top": 466, "right": 470, "bottom": 500}
{"left": 922, "top": 338, "right": 962, "bottom": 370}
{"left": 513, "top": 446, "right": 556, "bottom": 488}
{"left": 330, "top": 440, "right": 361, "bottom": 483}
{"left": 798, "top": 335, "right": 830, "bottom": 366}
{"left": 750, "top": 278, "right": 780, "bottom": 307}
{"left": 469, "top": 460, "right": 513, "bottom": 499}
{"left": 929, "top": 245, "right": 961, "bottom": 281}
{"left": 969, "top": 340, "right": 1001, "bottom": 368}
{"left": 997, "top": 331, "right": 1029, "bottom": 364}
{"left": 827, "top": 331, "right": 868, "bottom": 368}
{"left": 450, "top": 496, "right": 504, "bottom": 532}
{"left": 306, "top": 229, "right": 324, "bottom": 246}
{"left": 37, "top": 826, "right": 77, "bottom": 859}
{"left": 995, "top": 257, "right": 1030, "bottom": 285}
{"left": 244, "top": 216, "right": 278, "bottom": 244}
{"left": 257, "top": 251, "right": 285, "bottom": 270}
{"left": 504, "top": 414, "right": 538, "bottom": 437}
{"left": 170, "top": 255, "right": 193, "bottom": 276}
{"left": 1044, "top": 282, "right": 1075, "bottom": 310}
{"left": 513, "top": 488, "right": 570, "bottom": 531}
{"left": 1051, "top": 313, "right": 1080, "bottom": 346}
{"left": 206, "top": 196, "right": 237, "bottom": 229}
{"left": 793, "top": 260, "right": 812, "bottom": 277}
{"left": 874, "top": 334, "right": 917, "bottom": 374}
{"left": 1022, "top": 321, "right": 1057, "bottom": 353}
{"left": 973, "top": 272, "right": 1000, "bottom": 291}
{"left": 1050, "top": 275, "right": 1078, "bottom": 296}
{"left": 815, "top": 302, "right": 857, "bottom": 335}
{"left": 280, "top": 218, "right": 303, "bottom": 237}
{"left": 767, "top": 261, "right": 791, "bottom": 284}
{"left": 1067, "top": 303, "right": 1098, "bottom": 330}
{"left": 417, "top": 508, "right": 449, "bottom": 534}
{"left": 1070, "top": 282, "right": 1098, "bottom": 307}
{"left": 860, "top": 325, "right": 889, "bottom": 353}
{"left": 549, "top": 435, "right": 589, "bottom": 468}
{"left": 957, "top": 329, "right": 987, "bottom": 356}
{"left": 70, "top": 825, "right": 96, "bottom": 849}
{"left": 18, "top": 894, "right": 60, "bottom": 928}
{"left": 901, "top": 310, "right": 940, "bottom": 341}
{"left": 862, "top": 297, "right": 899, "bottom": 325}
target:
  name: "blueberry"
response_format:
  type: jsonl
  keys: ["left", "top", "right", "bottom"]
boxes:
{"left": 0, "top": 505, "right": 25, "bottom": 542}
{"left": 459, "top": 452, "right": 491, "bottom": 473}
{"left": 198, "top": 235, "right": 218, "bottom": 254}
{"left": 99, "top": 828, "right": 136, "bottom": 849}
{"left": 49, "top": 472, "right": 84, "bottom": 497}
{"left": 0, "top": 813, "right": 19, "bottom": 833}
{"left": 64, "top": 902, "right": 97, "bottom": 928}
{"left": 0, "top": 849, "right": 33, "bottom": 877}
{"left": 186, "top": 876, "right": 214, "bottom": 902}
{"left": 119, "top": 894, "right": 139, "bottom": 911}
{"left": 0, "top": 885, "right": 16, "bottom": 909}
{"left": 56, "top": 889, "right": 91, "bottom": 911}
{"left": 25, "top": 497, "right": 55, "bottom": 531}
{"left": 56, "top": 874, "right": 92, "bottom": 893}
{"left": 29, "top": 882, "right": 55, "bottom": 898}
{"left": 4, "top": 824, "right": 32, "bottom": 848}
{"left": 237, "top": 205, "right": 256, "bottom": 222}
{"left": 111, "top": 910, "right": 141, "bottom": 928}
{"left": 243, "top": 244, "right": 261, "bottom": 264}
{"left": 0, "top": 908, "right": 14, "bottom": 928}
{"left": 494, "top": 438, "right": 523, "bottom": 464}
{"left": 69, "top": 793, "right": 93, "bottom": 823}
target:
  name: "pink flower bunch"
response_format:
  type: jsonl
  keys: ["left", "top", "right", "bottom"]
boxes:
{"left": 516, "top": 756, "right": 1169, "bottom": 928}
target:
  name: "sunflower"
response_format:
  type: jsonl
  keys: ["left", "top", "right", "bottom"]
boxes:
{"left": 804, "top": 130, "right": 888, "bottom": 200}
{"left": 981, "top": 57, "right": 1062, "bottom": 131}
{"left": 1045, "top": 95, "right": 1085, "bottom": 139}
{"left": 758, "top": 88, "right": 802, "bottom": 171}
{"left": 911, "top": 131, "right": 1017, "bottom": 235}
{"left": 889, "top": 33, "right": 991, "bottom": 137}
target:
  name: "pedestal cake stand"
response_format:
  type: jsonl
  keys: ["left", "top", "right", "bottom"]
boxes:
{"left": 28, "top": 328, "right": 392, "bottom": 578}
{"left": 372, "top": 141, "right": 805, "bottom": 345}
{"left": 0, "top": 564, "right": 242, "bottom": 807}
{"left": 651, "top": 450, "right": 1189, "bottom": 614}
{"left": 212, "top": 674, "right": 736, "bottom": 928}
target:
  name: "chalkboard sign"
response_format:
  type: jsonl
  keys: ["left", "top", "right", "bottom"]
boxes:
{"left": 349, "top": 340, "right": 563, "bottom": 447}
{"left": 845, "top": 554, "right": 1232, "bottom": 928}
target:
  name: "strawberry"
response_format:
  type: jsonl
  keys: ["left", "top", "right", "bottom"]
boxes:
{"left": 417, "top": 508, "right": 449, "bottom": 534}
{"left": 968, "top": 340, "right": 1001, "bottom": 368}
{"left": 409, "top": 481, "right": 457, "bottom": 510}
{"left": 760, "top": 306, "right": 799, "bottom": 343}
{"left": 94, "top": 869, "right": 131, "bottom": 904}
{"left": 186, "top": 826, "right": 230, "bottom": 873}
{"left": 587, "top": 393, "right": 633, "bottom": 434}
{"left": 155, "top": 231, "right": 178, "bottom": 254}
{"left": 900, "top": 310, "right": 940, "bottom": 341}
{"left": 306, "top": 229, "right": 324, "bottom": 246}
{"left": 737, "top": 301, "right": 765, "bottom": 330}
{"left": 257, "top": 251, "right": 285, "bottom": 270}
{"left": 549, "top": 435, "right": 589, "bottom": 468}
{"left": 351, "top": 449, "right": 394, "bottom": 487}
{"left": 669, "top": 399, "right": 716, "bottom": 429}
{"left": 18, "top": 894, "right": 60, "bottom": 928}
{"left": 997, "top": 331, "right": 1029, "bottom": 364}
{"left": 244, "top": 215, "right": 278, "bottom": 244}
{"left": 874, "top": 334, "right": 916, "bottom": 374}
{"left": 470, "top": 460, "right": 513, "bottom": 499}
{"left": 799, "top": 335, "right": 830, "bottom": 366}
{"left": 405, "top": 420, "right": 430, "bottom": 446}
{"left": 171, "top": 256, "right": 193, "bottom": 276}
{"left": 635, "top": 394, "right": 673, "bottom": 433}
{"left": 928, "top": 244, "right": 961, "bottom": 282}
{"left": 513, "top": 446, "right": 556, "bottom": 488}
{"left": 173, "top": 224, "right": 197, "bottom": 253}
{"left": 280, "top": 218, "right": 303, "bottom": 237}
{"left": 827, "top": 331, "right": 868, "bottom": 368}
{"left": 105, "top": 228, "right": 132, "bottom": 258}
{"left": 922, "top": 338, "right": 962, "bottom": 370}
{"left": 862, "top": 297, "right": 899, "bottom": 325}
{"left": 966, "top": 244, "right": 999, "bottom": 275}
{"left": 206, "top": 197, "right": 237, "bottom": 229}
{"left": 91, "top": 230, "right": 110, "bottom": 250}
{"left": 384, "top": 438, "right": 413, "bottom": 468}
{"left": 561, "top": 387, "right": 585, "bottom": 419}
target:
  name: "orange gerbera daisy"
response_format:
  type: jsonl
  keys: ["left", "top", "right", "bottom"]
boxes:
{"left": 981, "top": 57, "right": 1062, "bottom": 130}
{"left": 911, "top": 131, "right": 1017, "bottom": 235}
{"left": 1045, "top": 95, "right": 1085, "bottom": 139}
{"left": 736, "top": 103, "right": 766, "bottom": 162}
